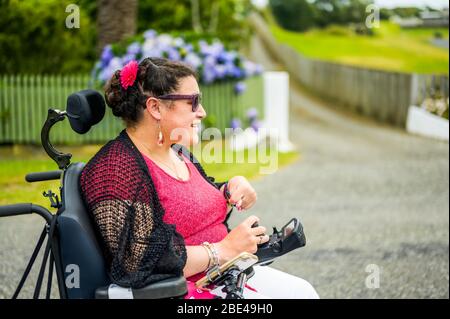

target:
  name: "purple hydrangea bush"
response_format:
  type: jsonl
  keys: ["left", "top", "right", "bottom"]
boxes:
{"left": 92, "top": 29, "right": 263, "bottom": 86}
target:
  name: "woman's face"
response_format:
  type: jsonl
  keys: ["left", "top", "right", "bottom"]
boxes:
{"left": 160, "top": 75, "right": 206, "bottom": 146}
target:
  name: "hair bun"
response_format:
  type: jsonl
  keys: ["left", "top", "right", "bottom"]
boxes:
{"left": 104, "top": 70, "right": 123, "bottom": 114}
{"left": 104, "top": 70, "right": 143, "bottom": 124}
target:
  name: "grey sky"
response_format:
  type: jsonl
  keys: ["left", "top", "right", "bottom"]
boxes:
{"left": 374, "top": 0, "right": 448, "bottom": 9}
{"left": 251, "top": 0, "right": 449, "bottom": 9}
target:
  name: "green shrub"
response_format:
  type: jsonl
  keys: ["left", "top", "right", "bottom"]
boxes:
{"left": 0, "top": 0, "right": 97, "bottom": 74}
{"left": 269, "top": 0, "right": 315, "bottom": 32}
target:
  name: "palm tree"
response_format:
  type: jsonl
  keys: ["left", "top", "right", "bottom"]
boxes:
{"left": 97, "top": 0, "right": 137, "bottom": 54}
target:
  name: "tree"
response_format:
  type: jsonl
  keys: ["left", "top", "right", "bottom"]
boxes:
{"left": 137, "top": 0, "right": 252, "bottom": 50}
{"left": 97, "top": 0, "right": 138, "bottom": 54}
{"left": 0, "top": 0, "right": 252, "bottom": 73}
{"left": 344, "top": 0, "right": 372, "bottom": 24}
{"left": 0, "top": 0, "right": 96, "bottom": 74}
{"left": 269, "top": 0, "right": 315, "bottom": 32}
{"left": 311, "top": 0, "right": 345, "bottom": 27}
{"left": 269, "top": 0, "right": 376, "bottom": 31}
{"left": 190, "top": 0, "right": 220, "bottom": 33}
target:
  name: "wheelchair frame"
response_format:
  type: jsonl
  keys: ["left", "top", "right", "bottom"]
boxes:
{"left": 0, "top": 92, "right": 190, "bottom": 299}
{"left": 1, "top": 108, "right": 79, "bottom": 299}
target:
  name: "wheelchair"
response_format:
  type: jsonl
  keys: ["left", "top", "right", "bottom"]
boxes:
{"left": 0, "top": 90, "right": 188, "bottom": 299}
{"left": 0, "top": 89, "right": 307, "bottom": 299}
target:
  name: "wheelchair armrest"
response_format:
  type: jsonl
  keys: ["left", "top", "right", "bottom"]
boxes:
{"left": 95, "top": 276, "right": 187, "bottom": 299}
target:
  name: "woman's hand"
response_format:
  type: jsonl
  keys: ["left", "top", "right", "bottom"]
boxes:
{"left": 224, "top": 175, "right": 257, "bottom": 211}
{"left": 216, "top": 215, "right": 269, "bottom": 264}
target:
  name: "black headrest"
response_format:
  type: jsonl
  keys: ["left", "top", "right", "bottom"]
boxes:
{"left": 66, "top": 90, "right": 105, "bottom": 134}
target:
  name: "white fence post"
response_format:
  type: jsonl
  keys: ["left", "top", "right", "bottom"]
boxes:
{"left": 263, "top": 71, "right": 295, "bottom": 152}
{"left": 228, "top": 71, "right": 295, "bottom": 152}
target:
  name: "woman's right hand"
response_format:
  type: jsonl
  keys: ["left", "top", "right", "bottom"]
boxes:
{"left": 216, "top": 215, "right": 270, "bottom": 264}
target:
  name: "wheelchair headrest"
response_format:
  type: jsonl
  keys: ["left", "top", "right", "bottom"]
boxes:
{"left": 66, "top": 90, "right": 105, "bottom": 134}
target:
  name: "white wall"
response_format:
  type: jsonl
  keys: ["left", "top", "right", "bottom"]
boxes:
{"left": 406, "top": 105, "right": 449, "bottom": 141}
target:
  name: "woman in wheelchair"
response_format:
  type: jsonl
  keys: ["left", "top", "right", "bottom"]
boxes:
{"left": 79, "top": 57, "right": 318, "bottom": 299}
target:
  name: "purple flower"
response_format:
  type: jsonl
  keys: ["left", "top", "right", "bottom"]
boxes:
{"left": 143, "top": 30, "right": 157, "bottom": 40}
{"left": 234, "top": 82, "right": 246, "bottom": 95}
{"left": 204, "top": 55, "right": 216, "bottom": 68}
{"left": 167, "top": 48, "right": 181, "bottom": 61}
{"left": 224, "top": 62, "right": 236, "bottom": 77}
{"left": 202, "top": 67, "right": 216, "bottom": 84}
{"left": 246, "top": 107, "right": 258, "bottom": 120}
{"left": 250, "top": 119, "right": 261, "bottom": 132}
{"left": 214, "top": 64, "right": 227, "bottom": 79}
{"left": 243, "top": 60, "right": 258, "bottom": 77}
{"left": 184, "top": 53, "right": 202, "bottom": 69}
{"left": 232, "top": 66, "right": 244, "bottom": 79}
{"left": 100, "top": 45, "right": 114, "bottom": 67}
{"left": 173, "top": 37, "right": 185, "bottom": 47}
{"left": 210, "top": 42, "right": 225, "bottom": 57}
{"left": 127, "top": 42, "right": 141, "bottom": 55}
{"left": 199, "top": 40, "right": 212, "bottom": 56}
{"left": 157, "top": 34, "right": 173, "bottom": 48}
{"left": 242, "top": 60, "right": 264, "bottom": 77}
{"left": 93, "top": 28, "right": 263, "bottom": 86}
{"left": 142, "top": 39, "right": 162, "bottom": 58}
{"left": 199, "top": 40, "right": 224, "bottom": 57}
{"left": 98, "top": 57, "right": 122, "bottom": 82}
{"left": 98, "top": 69, "right": 110, "bottom": 83}
{"left": 184, "top": 43, "right": 194, "bottom": 53}
{"left": 218, "top": 51, "right": 237, "bottom": 64}
{"left": 121, "top": 53, "right": 136, "bottom": 64}
{"left": 230, "top": 118, "right": 242, "bottom": 130}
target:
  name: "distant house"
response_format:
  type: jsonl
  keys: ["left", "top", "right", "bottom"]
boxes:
{"left": 392, "top": 9, "right": 449, "bottom": 28}
{"left": 420, "top": 9, "right": 449, "bottom": 27}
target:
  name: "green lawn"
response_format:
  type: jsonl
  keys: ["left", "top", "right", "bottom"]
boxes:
{"left": 0, "top": 143, "right": 299, "bottom": 210}
{"left": 269, "top": 19, "right": 449, "bottom": 74}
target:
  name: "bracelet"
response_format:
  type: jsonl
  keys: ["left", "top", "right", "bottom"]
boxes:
{"left": 202, "top": 242, "right": 220, "bottom": 270}
{"left": 223, "top": 182, "right": 231, "bottom": 201}
{"left": 210, "top": 243, "right": 220, "bottom": 268}
{"left": 201, "top": 242, "right": 214, "bottom": 269}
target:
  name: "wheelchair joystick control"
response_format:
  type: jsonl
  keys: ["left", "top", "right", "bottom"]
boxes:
{"left": 254, "top": 218, "right": 307, "bottom": 266}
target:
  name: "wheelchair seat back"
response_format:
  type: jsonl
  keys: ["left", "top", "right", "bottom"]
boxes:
{"left": 51, "top": 90, "right": 187, "bottom": 299}
{"left": 57, "top": 162, "right": 111, "bottom": 299}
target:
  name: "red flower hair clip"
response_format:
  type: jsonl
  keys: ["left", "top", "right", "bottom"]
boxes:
{"left": 120, "top": 60, "right": 139, "bottom": 90}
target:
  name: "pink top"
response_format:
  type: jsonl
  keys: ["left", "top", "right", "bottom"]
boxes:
{"left": 141, "top": 152, "right": 228, "bottom": 246}
{"left": 142, "top": 151, "right": 255, "bottom": 299}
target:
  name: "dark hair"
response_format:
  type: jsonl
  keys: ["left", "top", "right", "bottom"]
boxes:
{"left": 104, "top": 57, "right": 197, "bottom": 126}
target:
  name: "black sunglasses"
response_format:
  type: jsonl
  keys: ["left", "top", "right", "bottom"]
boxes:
{"left": 156, "top": 93, "right": 202, "bottom": 112}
